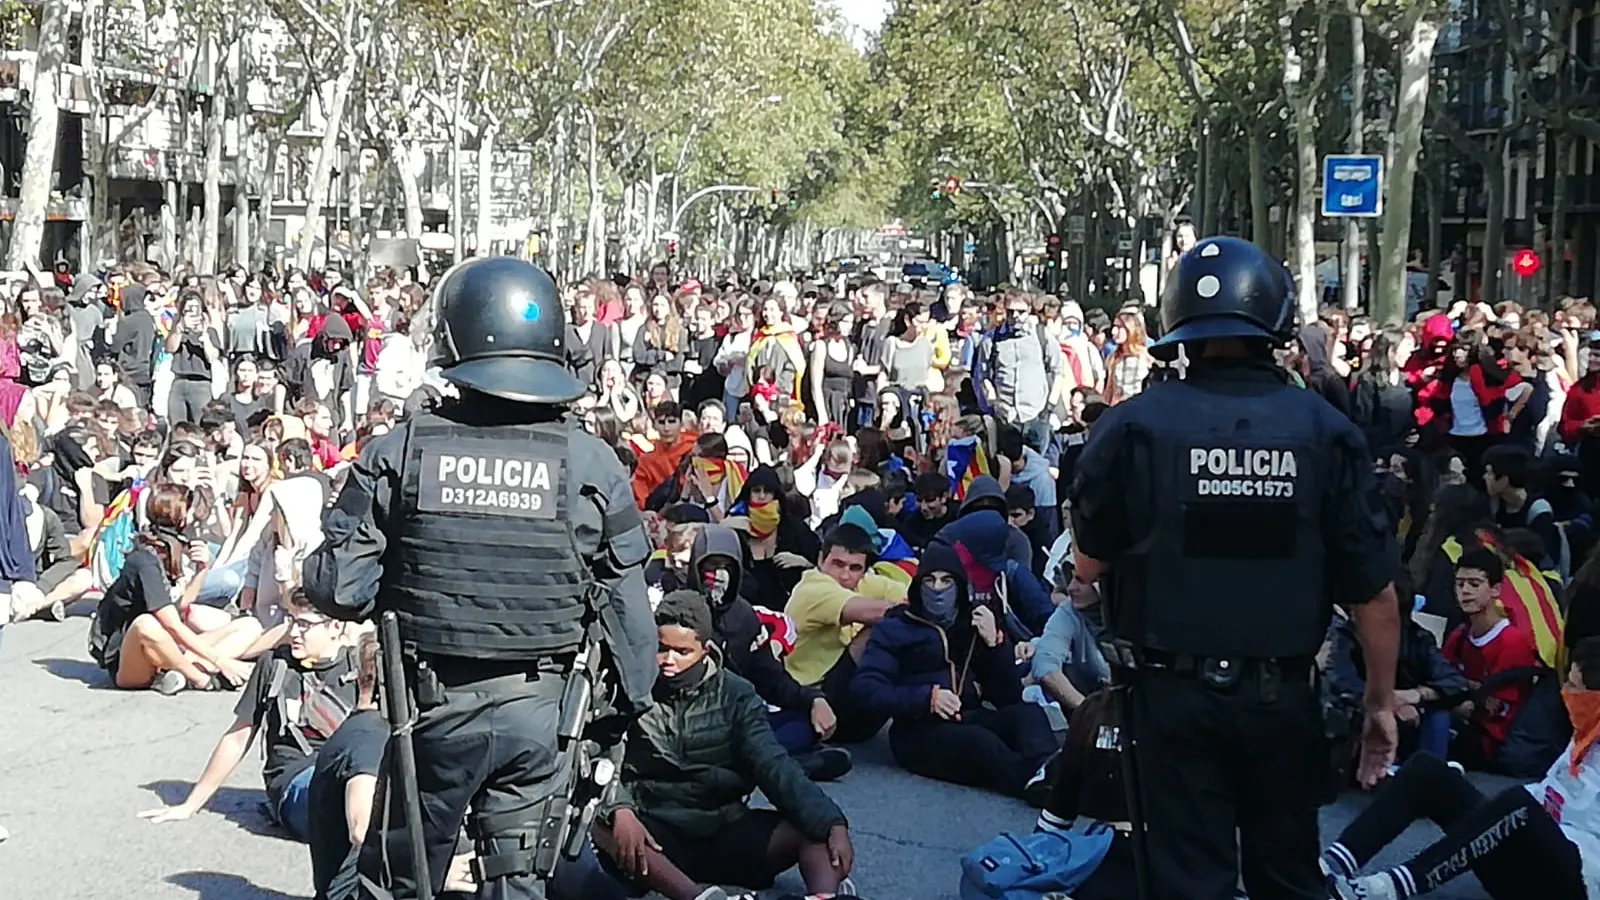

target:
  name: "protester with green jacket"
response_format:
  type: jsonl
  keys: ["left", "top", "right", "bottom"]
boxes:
{"left": 593, "top": 590, "right": 856, "bottom": 900}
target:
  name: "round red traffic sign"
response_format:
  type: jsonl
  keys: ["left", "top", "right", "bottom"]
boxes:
{"left": 1512, "top": 248, "right": 1541, "bottom": 277}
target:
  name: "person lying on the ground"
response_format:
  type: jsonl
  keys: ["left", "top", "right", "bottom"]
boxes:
{"left": 87, "top": 483, "right": 261, "bottom": 691}
{"left": 135, "top": 591, "right": 359, "bottom": 842}
{"left": 593, "top": 590, "right": 855, "bottom": 900}
{"left": 1323, "top": 634, "right": 1600, "bottom": 900}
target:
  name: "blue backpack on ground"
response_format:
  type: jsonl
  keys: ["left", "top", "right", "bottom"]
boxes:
{"left": 959, "top": 826, "right": 1114, "bottom": 900}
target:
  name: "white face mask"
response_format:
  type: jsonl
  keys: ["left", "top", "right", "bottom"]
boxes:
{"left": 707, "top": 566, "right": 731, "bottom": 607}
{"left": 1582, "top": 348, "right": 1594, "bottom": 378}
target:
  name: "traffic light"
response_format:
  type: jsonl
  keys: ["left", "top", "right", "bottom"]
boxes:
{"left": 1512, "top": 248, "right": 1541, "bottom": 278}
{"left": 943, "top": 176, "right": 962, "bottom": 196}
{"left": 667, "top": 239, "right": 679, "bottom": 257}
{"left": 770, "top": 188, "right": 779, "bottom": 205}
{"left": 1046, "top": 233, "right": 1063, "bottom": 270}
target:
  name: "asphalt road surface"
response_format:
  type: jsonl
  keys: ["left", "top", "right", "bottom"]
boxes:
{"left": 0, "top": 616, "right": 1497, "bottom": 900}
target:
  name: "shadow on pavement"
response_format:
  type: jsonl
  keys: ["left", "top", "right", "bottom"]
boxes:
{"left": 166, "top": 872, "right": 303, "bottom": 900}
{"left": 33, "top": 657, "right": 112, "bottom": 687}
{"left": 141, "top": 780, "right": 292, "bottom": 840}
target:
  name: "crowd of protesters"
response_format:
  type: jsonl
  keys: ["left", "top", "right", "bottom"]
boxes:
{"left": 10, "top": 252, "right": 1600, "bottom": 899}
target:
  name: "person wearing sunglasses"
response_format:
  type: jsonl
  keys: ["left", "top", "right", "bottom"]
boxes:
{"left": 135, "top": 591, "right": 359, "bottom": 843}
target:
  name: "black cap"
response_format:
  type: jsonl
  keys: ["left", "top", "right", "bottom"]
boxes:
{"left": 432, "top": 257, "right": 586, "bottom": 405}
{"left": 1151, "top": 236, "right": 1295, "bottom": 360}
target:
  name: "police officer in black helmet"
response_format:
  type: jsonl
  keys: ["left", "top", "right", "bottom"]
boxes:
{"left": 304, "top": 256, "right": 656, "bottom": 900}
{"left": 1067, "top": 236, "right": 1402, "bottom": 900}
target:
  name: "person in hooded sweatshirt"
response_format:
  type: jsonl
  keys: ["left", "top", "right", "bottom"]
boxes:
{"left": 283, "top": 314, "right": 355, "bottom": 428}
{"left": 930, "top": 475, "right": 1054, "bottom": 637}
{"left": 691, "top": 524, "right": 853, "bottom": 782}
{"left": 1296, "top": 321, "right": 1353, "bottom": 418}
{"left": 848, "top": 542, "right": 1058, "bottom": 804}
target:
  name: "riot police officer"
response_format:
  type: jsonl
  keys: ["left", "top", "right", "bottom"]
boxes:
{"left": 304, "top": 257, "right": 656, "bottom": 900}
{"left": 1067, "top": 236, "right": 1402, "bottom": 900}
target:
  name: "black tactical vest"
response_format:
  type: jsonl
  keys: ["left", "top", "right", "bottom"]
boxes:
{"left": 1112, "top": 377, "right": 1331, "bottom": 659}
{"left": 391, "top": 412, "right": 591, "bottom": 660}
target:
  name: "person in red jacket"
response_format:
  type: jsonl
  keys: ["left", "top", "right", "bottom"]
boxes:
{"left": 1558, "top": 338, "right": 1600, "bottom": 490}
{"left": 1405, "top": 313, "right": 1458, "bottom": 437}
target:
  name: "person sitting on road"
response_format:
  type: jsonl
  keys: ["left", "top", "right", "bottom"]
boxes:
{"left": 690, "top": 524, "right": 851, "bottom": 782}
{"left": 8, "top": 477, "right": 92, "bottom": 622}
{"left": 593, "top": 590, "right": 856, "bottom": 900}
{"left": 849, "top": 542, "right": 1058, "bottom": 804}
{"left": 87, "top": 484, "right": 261, "bottom": 692}
{"left": 135, "top": 591, "right": 358, "bottom": 842}
{"left": 306, "top": 633, "right": 509, "bottom": 900}
{"left": 1323, "top": 635, "right": 1600, "bottom": 900}
{"left": 783, "top": 522, "right": 906, "bottom": 744}
{"left": 1323, "top": 573, "right": 1469, "bottom": 765}
{"left": 1442, "top": 547, "right": 1544, "bottom": 771}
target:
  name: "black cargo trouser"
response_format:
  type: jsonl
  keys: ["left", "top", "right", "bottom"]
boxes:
{"left": 1129, "top": 658, "right": 1324, "bottom": 900}
{"left": 361, "top": 670, "right": 565, "bottom": 900}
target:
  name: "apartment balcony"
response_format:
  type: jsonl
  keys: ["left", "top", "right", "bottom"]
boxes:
{"left": 0, "top": 194, "right": 88, "bottom": 222}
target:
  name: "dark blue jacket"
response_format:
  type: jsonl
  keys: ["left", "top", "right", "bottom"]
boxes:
{"left": 848, "top": 542, "right": 1025, "bottom": 718}
{"left": 933, "top": 507, "right": 1054, "bottom": 637}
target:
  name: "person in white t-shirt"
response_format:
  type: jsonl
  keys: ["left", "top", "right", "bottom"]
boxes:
{"left": 1324, "top": 636, "right": 1600, "bottom": 900}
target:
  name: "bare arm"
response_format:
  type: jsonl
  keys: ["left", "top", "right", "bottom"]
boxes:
{"left": 1039, "top": 669, "right": 1087, "bottom": 711}
{"left": 345, "top": 773, "right": 378, "bottom": 847}
{"left": 173, "top": 721, "right": 254, "bottom": 812}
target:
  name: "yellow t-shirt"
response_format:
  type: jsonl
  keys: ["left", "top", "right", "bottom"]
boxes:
{"left": 783, "top": 569, "right": 908, "bottom": 686}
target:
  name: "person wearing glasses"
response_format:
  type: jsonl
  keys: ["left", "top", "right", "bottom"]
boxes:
{"left": 133, "top": 590, "right": 360, "bottom": 843}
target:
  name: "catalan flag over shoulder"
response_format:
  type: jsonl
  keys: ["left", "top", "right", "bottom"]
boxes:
{"left": 944, "top": 435, "right": 990, "bottom": 502}
{"left": 693, "top": 456, "right": 748, "bottom": 508}
{"left": 1444, "top": 531, "right": 1566, "bottom": 671}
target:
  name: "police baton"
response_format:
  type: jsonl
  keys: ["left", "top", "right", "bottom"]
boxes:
{"left": 379, "top": 611, "right": 434, "bottom": 900}
{"left": 1109, "top": 663, "right": 1154, "bottom": 900}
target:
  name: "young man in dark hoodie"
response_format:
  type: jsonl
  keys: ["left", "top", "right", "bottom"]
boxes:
{"left": 111, "top": 281, "right": 157, "bottom": 407}
{"left": 690, "top": 524, "right": 852, "bottom": 782}
{"left": 931, "top": 474, "right": 1054, "bottom": 636}
{"left": 848, "top": 542, "right": 1057, "bottom": 804}
{"left": 284, "top": 314, "right": 356, "bottom": 428}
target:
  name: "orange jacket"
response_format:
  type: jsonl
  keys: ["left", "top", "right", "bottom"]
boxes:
{"left": 631, "top": 431, "right": 698, "bottom": 507}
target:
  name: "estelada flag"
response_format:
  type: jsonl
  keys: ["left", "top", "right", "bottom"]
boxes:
{"left": 1444, "top": 530, "right": 1566, "bottom": 671}
{"left": 943, "top": 435, "right": 990, "bottom": 502}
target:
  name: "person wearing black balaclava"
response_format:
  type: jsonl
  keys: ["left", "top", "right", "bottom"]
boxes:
{"left": 847, "top": 542, "right": 1058, "bottom": 803}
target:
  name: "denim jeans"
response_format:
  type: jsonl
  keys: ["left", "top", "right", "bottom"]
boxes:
{"left": 194, "top": 560, "right": 248, "bottom": 609}
{"left": 274, "top": 763, "right": 315, "bottom": 842}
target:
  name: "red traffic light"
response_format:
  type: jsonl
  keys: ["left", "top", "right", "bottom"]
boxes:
{"left": 1512, "top": 249, "right": 1541, "bottom": 277}
{"left": 943, "top": 177, "right": 961, "bottom": 196}
{"left": 1047, "top": 233, "right": 1062, "bottom": 249}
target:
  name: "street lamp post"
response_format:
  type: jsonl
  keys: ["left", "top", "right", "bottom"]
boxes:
{"left": 666, "top": 183, "right": 763, "bottom": 245}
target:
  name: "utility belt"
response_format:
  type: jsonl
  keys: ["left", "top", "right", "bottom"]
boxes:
{"left": 408, "top": 653, "right": 577, "bottom": 710}
{"left": 1099, "top": 638, "right": 1313, "bottom": 703}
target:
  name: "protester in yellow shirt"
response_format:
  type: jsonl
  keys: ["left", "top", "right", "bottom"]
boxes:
{"left": 784, "top": 523, "right": 906, "bottom": 743}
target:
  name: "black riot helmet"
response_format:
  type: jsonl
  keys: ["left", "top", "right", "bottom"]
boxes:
{"left": 430, "top": 257, "right": 586, "bottom": 405}
{"left": 1150, "top": 236, "right": 1295, "bottom": 360}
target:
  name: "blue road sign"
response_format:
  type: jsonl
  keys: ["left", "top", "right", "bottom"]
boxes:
{"left": 1322, "top": 154, "right": 1383, "bottom": 217}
